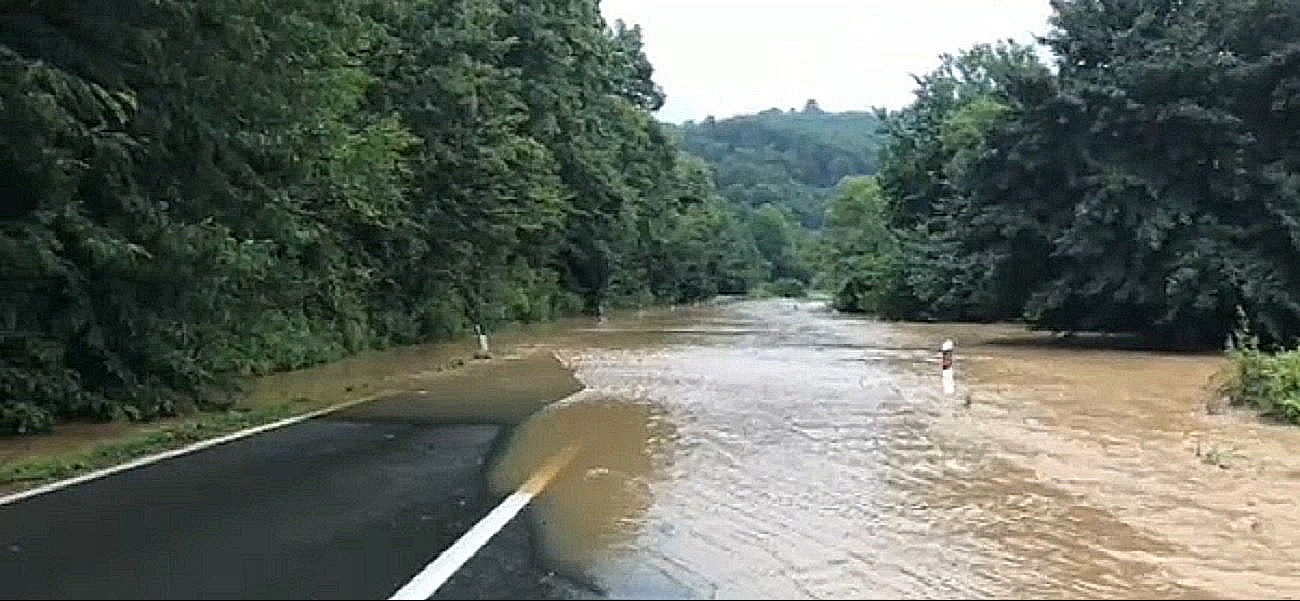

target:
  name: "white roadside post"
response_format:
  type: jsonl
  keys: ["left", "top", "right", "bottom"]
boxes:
{"left": 474, "top": 324, "right": 492, "bottom": 359}
{"left": 941, "top": 339, "right": 956, "bottom": 395}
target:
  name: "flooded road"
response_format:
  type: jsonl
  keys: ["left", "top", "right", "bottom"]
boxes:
{"left": 491, "top": 298, "right": 1300, "bottom": 599}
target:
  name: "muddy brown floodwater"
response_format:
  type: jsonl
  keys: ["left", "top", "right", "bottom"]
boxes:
{"left": 489, "top": 298, "right": 1300, "bottom": 599}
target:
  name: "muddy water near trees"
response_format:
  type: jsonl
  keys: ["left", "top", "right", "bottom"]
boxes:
{"left": 492, "top": 299, "right": 1300, "bottom": 599}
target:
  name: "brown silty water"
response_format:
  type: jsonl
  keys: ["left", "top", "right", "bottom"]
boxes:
{"left": 488, "top": 299, "right": 1300, "bottom": 599}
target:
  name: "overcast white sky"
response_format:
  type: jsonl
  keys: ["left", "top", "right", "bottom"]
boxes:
{"left": 599, "top": 0, "right": 1055, "bottom": 123}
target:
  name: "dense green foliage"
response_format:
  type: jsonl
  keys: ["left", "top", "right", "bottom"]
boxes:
{"left": 747, "top": 203, "right": 812, "bottom": 283}
{"left": 672, "top": 102, "right": 884, "bottom": 287}
{"left": 865, "top": 41, "right": 1052, "bottom": 322}
{"left": 0, "top": 0, "right": 762, "bottom": 433}
{"left": 1221, "top": 347, "right": 1300, "bottom": 424}
{"left": 758, "top": 278, "right": 807, "bottom": 299}
{"left": 676, "top": 101, "right": 885, "bottom": 228}
{"left": 1221, "top": 325, "right": 1300, "bottom": 423}
{"left": 830, "top": 0, "right": 1300, "bottom": 349}
{"left": 817, "top": 177, "right": 902, "bottom": 314}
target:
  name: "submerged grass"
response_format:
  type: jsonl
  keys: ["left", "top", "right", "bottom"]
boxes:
{"left": 0, "top": 405, "right": 306, "bottom": 491}
{"left": 1218, "top": 345, "right": 1300, "bottom": 425}
{"left": 0, "top": 341, "right": 480, "bottom": 495}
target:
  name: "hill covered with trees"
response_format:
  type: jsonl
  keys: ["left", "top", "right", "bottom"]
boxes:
{"left": 0, "top": 0, "right": 764, "bottom": 433}
{"left": 674, "top": 102, "right": 884, "bottom": 228}
{"left": 672, "top": 102, "right": 885, "bottom": 285}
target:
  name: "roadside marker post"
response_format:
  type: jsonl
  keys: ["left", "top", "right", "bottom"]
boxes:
{"left": 941, "top": 339, "right": 955, "bottom": 395}
{"left": 474, "top": 324, "right": 492, "bottom": 359}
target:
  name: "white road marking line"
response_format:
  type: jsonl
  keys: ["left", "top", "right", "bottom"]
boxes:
{"left": 389, "top": 445, "right": 578, "bottom": 601}
{"left": 0, "top": 393, "right": 385, "bottom": 506}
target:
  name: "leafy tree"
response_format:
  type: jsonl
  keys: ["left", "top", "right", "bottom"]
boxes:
{"left": 860, "top": 0, "right": 1300, "bottom": 347}
{"left": 874, "top": 40, "right": 1054, "bottom": 320}
{"left": 749, "top": 204, "right": 812, "bottom": 282}
{"left": 0, "top": 0, "right": 764, "bottom": 433}
{"left": 1021, "top": 0, "right": 1300, "bottom": 345}
{"left": 675, "top": 108, "right": 885, "bottom": 228}
{"left": 819, "top": 177, "right": 902, "bottom": 313}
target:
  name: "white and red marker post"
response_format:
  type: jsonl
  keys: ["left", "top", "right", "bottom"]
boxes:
{"left": 941, "top": 339, "right": 955, "bottom": 395}
{"left": 474, "top": 324, "right": 492, "bottom": 359}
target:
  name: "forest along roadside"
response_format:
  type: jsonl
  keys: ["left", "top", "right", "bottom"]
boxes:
{"left": 490, "top": 299, "right": 1300, "bottom": 599}
{"left": 0, "top": 302, "right": 693, "bottom": 497}
{"left": 0, "top": 302, "right": 738, "bottom": 600}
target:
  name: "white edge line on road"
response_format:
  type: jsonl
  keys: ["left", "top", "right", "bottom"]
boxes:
{"left": 389, "top": 445, "right": 579, "bottom": 601}
{"left": 0, "top": 393, "right": 385, "bottom": 507}
{"left": 388, "top": 490, "right": 535, "bottom": 601}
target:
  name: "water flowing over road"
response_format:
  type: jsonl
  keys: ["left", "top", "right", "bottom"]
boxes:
{"left": 494, "top": 298, "right": 1300, "bottom": 599}
{"left": 7, "top": 298, "right": 1299, "bottom": 599}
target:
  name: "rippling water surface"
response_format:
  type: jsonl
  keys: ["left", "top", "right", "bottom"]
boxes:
{"left": 491, "top": 299, "right": 1300, "bottom": 599}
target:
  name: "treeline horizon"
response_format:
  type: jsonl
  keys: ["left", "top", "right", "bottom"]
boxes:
{"left": 670, "top": 101, "right": 885, "bottom": 290}
{"left": 8, "top": 0, "right": 1299, "bottom": 434}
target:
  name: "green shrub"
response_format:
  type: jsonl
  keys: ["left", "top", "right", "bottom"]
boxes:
{"left": 766, "top": 278, "right": 807, "bottom": 298}
{"left": 0, "top": 402, "right": 55, "bottom": 435}
{"left": 1219, "top": 335, "right": 1300, "bottom": 424}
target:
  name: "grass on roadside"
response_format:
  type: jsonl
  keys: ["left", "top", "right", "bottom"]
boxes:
{"left": 1, "top": 346, "right": 478, "bottom": 494}
{"left": 0, "top": 404, "right": 307, "bottom": 490}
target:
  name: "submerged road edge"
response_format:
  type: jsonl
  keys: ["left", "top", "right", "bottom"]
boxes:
{"left": 0, "top": 392, "right": 390, "bottom": 507}
{"left": 390, "top": 445, "right": 580, "bottom": 600}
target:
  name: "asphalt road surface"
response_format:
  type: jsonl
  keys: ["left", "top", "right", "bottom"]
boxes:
{"left": 0, "top": 402, "right": 563, "bottom": 599}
